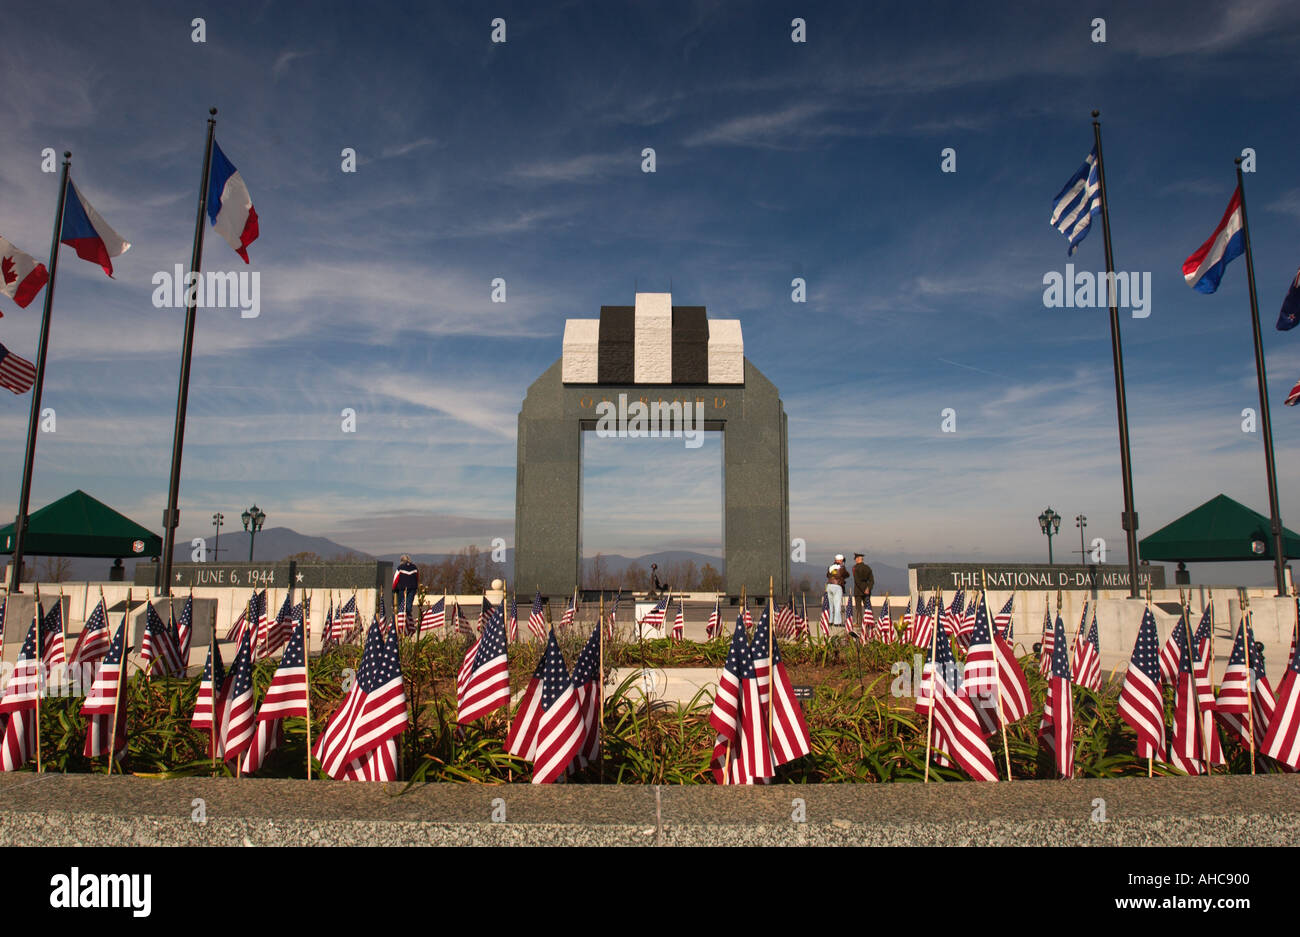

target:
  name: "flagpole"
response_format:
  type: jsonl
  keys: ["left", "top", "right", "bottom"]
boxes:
{"left": 8, "top": 153, "right": 72, "bottom": 594}
{"left": 1179, "top": 589, "right": 1211, "bottom": 774}
{"left": 209, "top": 592, "right": 217, "bottom": 774}
{"left": 983, "top": 571, "right": 1013, "bottom": 781}
{"left": 1239, "top": 597, "right": 1257, "bottom": 775}
{"left": 158, "top": 107, "right": 218, "bottom": 596}
{"left": 107, "top": 590, "right": 132, "bottom": 777}
{"left": 767, "top": 575, "right": 774, "bottom": 755}
{"left": 923, "top": 589, "right": 942, "bottom": 783}
{"left": 598, "top": 591, "right": 605, "bottom": 784}
{"left": 304, "top": 592, "right": 312, "bottom": 780}
{"left": 1233, "top": 159, "right": 1289, "bottom": 594}
{"left": 1091, "top": 111, "right": 1142, "bottom": 599}
{"left": 34, "top": 583, "right": 42, "bottom": 773}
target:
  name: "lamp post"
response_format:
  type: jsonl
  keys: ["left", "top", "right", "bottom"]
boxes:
{"left": 1076, "top": 513, "right": 1087, "bottom": 562}
{"left": 241, "top": 504, "right": 266, "bottom": 562}
{"left": 212, "top": 512, "right": 223, "bottom": 564}
{"left": 1038, "top": 507, "right": 1061, "bottom": 564}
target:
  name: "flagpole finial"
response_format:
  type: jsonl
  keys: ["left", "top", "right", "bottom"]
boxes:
{"left": 1091, "top": 109, "right": 1100, "bottom": 119}
{"left": 210, "top": 107, "right": 217, "bottom": 116}
{"left": 1234, "top": 156, "right": 1244, "bottom": 167}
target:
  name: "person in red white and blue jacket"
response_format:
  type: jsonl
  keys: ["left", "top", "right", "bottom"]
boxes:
{"left": 392, "top": 555, "right": 419, "bottom": 619}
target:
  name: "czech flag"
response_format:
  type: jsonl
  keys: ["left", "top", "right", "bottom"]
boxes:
{"left": 207, "top": 141, "right": 259, "bottom": 263}
{"left": 0, "top": 235, "right": 49, "bottom": 312}
{"left": 60, "top": 179, "right": 130, "bottom": 277}
{"left": 1182, "top": 186, "right": 1244, "bottom": 294}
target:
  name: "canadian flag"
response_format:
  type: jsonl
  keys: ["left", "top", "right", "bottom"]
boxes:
{"left": 0, "top": 235, "right": 49, "bottom": 313}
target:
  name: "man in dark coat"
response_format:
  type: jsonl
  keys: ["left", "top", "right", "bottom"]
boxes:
{"left": 852, "top": 552, "right": 874, "bottom": 604}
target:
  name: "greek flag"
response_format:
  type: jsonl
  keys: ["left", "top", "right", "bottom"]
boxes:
{"left": 1050, "top": 146, "right": 1100, "bottom": 255}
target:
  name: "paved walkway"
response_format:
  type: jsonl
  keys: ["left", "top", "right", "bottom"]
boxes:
{"left": 1, "top": 773, "right": 1295, "bottom": 846}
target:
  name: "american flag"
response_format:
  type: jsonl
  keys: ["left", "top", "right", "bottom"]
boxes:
{"left": 942, "top": 589, "right": 965, "bottom": 638}
{"left": 993, "top": 595, "right": 1014, "bottom": 639}
{"left": 0, "top": 619, "right": 41, "bottom": 771}
{"left": 915, "top": 611, "right": 998, "bottom": 781}
{"left": 909, "top": 596, "right": 935, "bottom": 650}
{"left": 1171, "top": 637, "right": 1207, "bottom": 774}
{"left": 527, "top": 591, "right": 547, "bottom": 640}
{"left": 191, "top": 640, "right": 227, "bottom": 758}
{"left": 395, "top": 591, "right": 414, "bottom": 637}
{"left": 141, "top": 600, "right": 184, "bottom": 677}
{"left": 80, "top": 617, "right": 128, "bottom": 759}
{"left": 843, "top": 595, "right": 858, "bottom": 641}
{"left": 606, "top": 592, "right": 621, "bottom": 641}
{"left": 671, "top": 597, "right": 684, "bottom": 642}
{"left": 962, "top": 592, "right": 1030, "bottom": 733}
{"left": 457, "top": 602, "right": 510, "bottom": 725}
{"left": 1038, "top": 605, "right": 1055, "bottom": 677}
{"left": 900, "top": 598, "right": 913, "bottom": 639}
{"left": 795, "top": 595, "right": 809, "bottom": 640}
{"left": 1158, "top": 609, "right": 1191, "bottom": 685}
{"left": 420, "top": 596, "right": 446, "bottom": 636}
{"left": 639, "top": 595, "right": 669, "bottom": 637}
{"left": 1038, "top": 612, "right": 1074, "bottom": 778}
{"left": 861, "top": 596, "right": 877, "bottom": 639}
{"left": 320, "top": 598, "right": 335, "bottom": 649}
{"left": 41, "top": 598, "right": 66, "bottom": 669}
{"left": 875, "top": 596, "right": 895, "bottom": 644}
{"left": 775, "top": 597, "right": 796, "bottom": 639}
{"left": 818, "top": 592, "right": 831, "bottom": 639}
{"left": 1216, "top": 616, "right": 1275, "bottom": 752}
{"left": 505, "top": 630, "right": 583, "bottom": 783}
{"left": 953, "top": 592, "right": 978, "bottom": 649}
{"left": 1261, "top": 630, "right": 1300, "bottom": 770}
{"left": 1118, "top": 606, "right": 1166, "bottom": 761}
{"left": 313, "top": 619, "right": 409, "bottom": 780}
{"left": 750, "top": 607, "right": 812, "bottom": 767}
{"left": 705, "top": 598, "right": 721, "bottom": 639}
{"left": 336, "top": 595, "right": 359, "bottom": 644}
{"left": 225, "top": 590, "right": 268, "bottom": 645}
{"left": 559, "top": 595, "right": 577, "bottom": 631}
{"left": 0, "top": 341, "right": 36, "bottom": 394}
{"left": 1071, "top": 608, "right": 1102, "bottom": 691}
{"left": 507, "top": 595, "right": 518, "bottom": 643}
{"left": 475, "top": 596, "right": 491, "bottom": 635}
{"left": 69, "top": 595, "right": 111, "bottom": 666}
{"left": 708, "top": 615, "right": 773, "bottom": 784}
{"left": 1184, "top": 607, "right": 1225, "bottom": 768}
{"left": 571, "top": 625, "right": 602, "bottom": 768}
{"left": 262, "top": 593, "right": 295, "bottom": 658}
{"left": 218, "top": 630, "right": 257, "bottom": 766}
{"left": 176, "top": 595, "right": 194, "bottom": 664}
{"left": 243, "top": 607, "right": 310, "bottom": 774}
{"left": 452, "top": 600, "right": 472, "bottom": 638}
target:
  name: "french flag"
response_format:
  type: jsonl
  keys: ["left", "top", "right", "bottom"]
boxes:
{"left": 1182, "top": 186, "right": 1245, "bottom": 294}
{"left": 207, "top": 141, "right": 259, "bottom": 263}
{"left": 60, "top": 179, "right": 130, "bottom": 277}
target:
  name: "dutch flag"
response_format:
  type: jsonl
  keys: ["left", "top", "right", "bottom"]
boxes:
{"left": 60, "top": 179, "right": 130, "bottom": 277}
{"left": 1182, "top": 186, "right": 1245, "bottom": 294}
{"left": 207, "top": 141, "right": 259, "bottom": 263}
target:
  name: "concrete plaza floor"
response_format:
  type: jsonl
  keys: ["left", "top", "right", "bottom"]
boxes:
{"left": 1, "top": 772, "right": 1295, "bottom": 846}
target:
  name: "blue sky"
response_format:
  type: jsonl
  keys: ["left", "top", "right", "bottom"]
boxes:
{"left": 3, "top": 1, "right": 1300, "bottom": 581}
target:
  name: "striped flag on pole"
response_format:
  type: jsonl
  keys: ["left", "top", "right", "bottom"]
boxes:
{"left": 1038, "top": 613, "right": 1074, "bottom": 778}
{"left": 1050, "top": 145, "right": 1100, "bottom": 255}
{"left": 1216, "top": 616, "right": 1275, "bottom": 752}
{"left": 750, "top": 607, "right": 811, "bottom": 768}
{"left": 456, "top": 603, "right": 510, "bottom": 725}
{"left": 0, "top": 342, "right": 36, "bottom": 395}
{"left": 963, "top": 593, "right": 1030, "bottom": 733}
{"left": 313, "top": 619, "right": 408, "bottom": 780}
{"left": 915, "top": 612, "right": 999, "bottom": 781}
{"left": 242, "top": 609, "right": 309, "bottom": 774}
{"left": 1260, "top": 633, "right": 1300, "bottom": 770}
{"left": 69, "top": 596, "right": 111, "bottom": 667}
{"left": 1118, "top": 606, "right": 1166, "bottom": 761}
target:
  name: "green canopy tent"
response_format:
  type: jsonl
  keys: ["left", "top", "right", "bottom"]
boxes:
{"left": 0, "top": 491, "right": 161, "bottom": 572}
{"left": 1139, "top": 493, "right": 1300, "bottom": 564}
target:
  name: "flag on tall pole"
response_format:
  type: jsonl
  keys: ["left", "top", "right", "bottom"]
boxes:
{"left": 1183, "top": 164, "right": 1288, "bottom": 594}
{"left": 159, "top": 113, "right": 263, "bottom": 594}
{"left": 1050, "top": 114, "right": 1142, "bottom": 598}
{"left": 0, "top": 343, "right": 36, "bottom": 395}
{"left": 8, "top": 154, "right": 128, "bottom": 592}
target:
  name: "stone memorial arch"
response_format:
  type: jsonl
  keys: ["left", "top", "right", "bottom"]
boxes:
{"left": 515, "top": 293, "right": 789, "bottom": 598}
